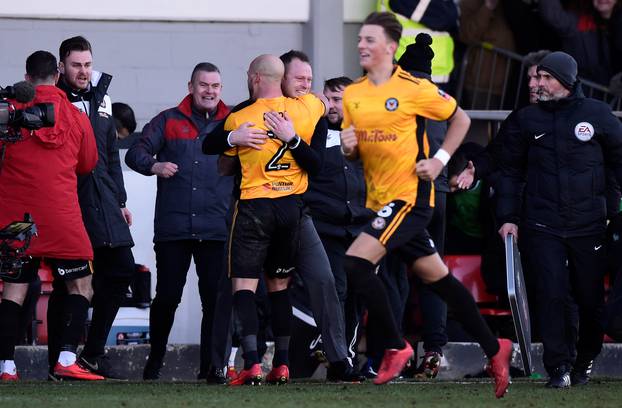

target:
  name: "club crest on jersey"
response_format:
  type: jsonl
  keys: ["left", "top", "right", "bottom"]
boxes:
{"left": 574, "top": 122, "right": 594, "bottom": 142}
{"left": 371, "top": 217, "right": 386, "bottom": 230}
{"left": 385, "top": 97, "right": 399, "bottom": 111}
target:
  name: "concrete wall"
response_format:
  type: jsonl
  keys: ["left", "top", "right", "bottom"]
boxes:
{"left": 0, "top": 18, "right": 305, "bottom": 129}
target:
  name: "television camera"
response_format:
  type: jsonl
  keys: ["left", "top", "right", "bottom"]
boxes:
{"left": 0, "top": 81, "right": 54, "bottom": 142}
{"left": 0, "top": 214, "right": 37, "bottom": 280}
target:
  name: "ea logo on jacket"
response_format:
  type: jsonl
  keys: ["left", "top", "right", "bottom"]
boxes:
{"left": 574, "top": 122, "right": 594, "bottom": 142}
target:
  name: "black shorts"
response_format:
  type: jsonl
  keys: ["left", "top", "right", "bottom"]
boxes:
{"left": 0, "top": 257, "right": 92, "bottom": 284}
{"left": 364, "top": 200, "right": 437, "bottom": 265}
{"left": 228, "top": 195, "right": 303, "bottom": 279}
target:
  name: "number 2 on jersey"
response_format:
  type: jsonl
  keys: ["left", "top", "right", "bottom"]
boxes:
{"left": 265, "top": 141, "right": 290, "bottom": 171}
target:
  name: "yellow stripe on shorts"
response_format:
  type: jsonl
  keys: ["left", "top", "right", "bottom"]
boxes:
{"left": 379, "top": 203, "right": 413, "bottom": 245}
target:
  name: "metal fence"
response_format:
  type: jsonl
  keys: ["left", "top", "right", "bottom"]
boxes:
{"left": 455, "top": 43, "right": 622, "bottom": 112}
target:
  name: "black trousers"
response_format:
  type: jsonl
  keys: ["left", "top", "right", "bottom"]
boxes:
{"left": 150, "top": 240, "right": 225, "bottom": 375}
{"left": 83, "top": 246, "right": 135, "bottom": 358}
{"left": 523, "top": 229, "right": 605, "bottom": 372}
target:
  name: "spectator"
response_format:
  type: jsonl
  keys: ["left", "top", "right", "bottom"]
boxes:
{"left": 112, "top": 102, "right": 136, "bottom": 140}
{"left": 305, "top": 75, "right": 374, "bottom": 377}
{"left": 459, "top": 0, "right": 517, "bottom": 109}
{"left": 538, "top": 0, "right": 622, "bottom": 87}
{"left": 397, "top": 33, "right": 449, "bottom": 379}
{"left": 56, "top": 36, "right": 136, "bottom": 380}
{"left": 504, "top": 0, "right": 561, "bottom": 55}
{"left": 378, "top": 0, "right": 458, "bottom": 87}
{"left": 112, "top": 102, "right": 139, "bottom": 149}
{"left": 125, "top": 62, "right": 233, "bottom": 381}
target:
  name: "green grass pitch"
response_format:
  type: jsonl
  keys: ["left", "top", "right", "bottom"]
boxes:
{"left": 2, "top": 379, "right": 622, "bottom": 407}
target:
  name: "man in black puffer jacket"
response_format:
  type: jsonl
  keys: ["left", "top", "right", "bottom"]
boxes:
{"left": 497, "top": 51, "right": 622, "bottom": 389}
{"left": 56, "top": 36, "right": 135, "bottom": 379}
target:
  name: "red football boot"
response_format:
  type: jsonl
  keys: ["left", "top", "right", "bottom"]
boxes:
{"left": 53, "top": 362, "right": 105, "bottom": 381}
{"left": 266, "top": 365, "right": 289, "bottom": 385}
{"left": 0, "top": 372, "right": 19, "bottom": 381}
{"left": 373, "top": 340, "right": 414, "bottom": 385}
{"left": 226, "top": 366, "right": 238, "bottom": 382}
{"left": 228, "top": 363, "right": 262, "bottom": 386}
{"left": 486, "top": 338, "right": 512, "bottom": 398}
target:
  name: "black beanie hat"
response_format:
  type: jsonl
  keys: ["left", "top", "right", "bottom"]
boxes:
{"left": 397, "top": 33, "right": 434, "bottom": 75}
{"left": 537, "top": 51, "right": 578, "bottom": 90}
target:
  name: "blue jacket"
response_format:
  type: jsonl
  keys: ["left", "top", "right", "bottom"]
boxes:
{"left": 125, "top": 95, "right": 233, "bottom": 242}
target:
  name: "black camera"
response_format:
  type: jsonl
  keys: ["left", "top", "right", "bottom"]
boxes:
{"left": 0, "top": 214, "right": 37, "bottom": 280}
{"left": 0, "top": 82, "right": 55, "bottom": 142}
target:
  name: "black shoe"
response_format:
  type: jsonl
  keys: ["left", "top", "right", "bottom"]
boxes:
{"left": 79, "top": 354, "right": 126, "bottom": 380}
{"left": 205, "top": 366, "right": 227, "bottom": 384}
{"left": 545, "top": 365, "right": 571, "bottom": 388}
{"left": 571, "top": 360, "right": 593, "bottom": 386}
{"left": 326, "top": 360, "right": 366, "bottom": 383}
{"left": 143, "top": 357, "right": 163, "bottom": 380}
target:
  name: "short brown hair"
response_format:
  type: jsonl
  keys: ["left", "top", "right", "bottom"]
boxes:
{"left": 363, "top": 12, "right": 402, "bottom": 44}
{"left": 190, "top": 62, "right": 220, "bottom": 83}
{"left": 59, "top": 36, "right": 92, "bottom": 63}
{"left": 324, "top": 76, "right": 353, "bottom": 92}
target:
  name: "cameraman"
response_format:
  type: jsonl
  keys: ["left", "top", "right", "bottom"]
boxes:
{"left": 0, "top": 51, "right": 102, "bottom": 381}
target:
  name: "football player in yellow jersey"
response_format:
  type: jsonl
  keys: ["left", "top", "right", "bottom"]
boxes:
{"left": 221, "top": 54, "right": 326, "bottom": 386}
{"left": 338, "top": 12, "right": 512, "bottom": 397}
{"left": 203, "top": 51, "right": 364, "bottom": 384}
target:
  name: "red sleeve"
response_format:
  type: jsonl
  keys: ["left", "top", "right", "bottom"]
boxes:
{"left": 76, "top": 112, "right": 98, "bottom": 174}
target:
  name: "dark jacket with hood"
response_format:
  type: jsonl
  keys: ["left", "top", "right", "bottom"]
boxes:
{"left": 58, "top": 71, "right": 134, "bottom": 248}
{"left": 0, "top": 85, "right": 98, "bottom": 258}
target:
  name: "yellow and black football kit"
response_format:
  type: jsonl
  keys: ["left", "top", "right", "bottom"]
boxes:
{"left": 342, "top": 65, "right": 457, "bottom": 212}
{"left": 224, "top": 94, "right": 325, "bottom": 279}
{"left": 342, "top": 66, "right": 457, "bottom": 262}
{"left": 223, "top": 94, "right": 325, "bottom": 200}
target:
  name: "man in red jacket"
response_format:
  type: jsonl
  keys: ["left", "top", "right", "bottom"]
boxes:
{"left": 0, "top": 50, "right": 102, "bottom": 381}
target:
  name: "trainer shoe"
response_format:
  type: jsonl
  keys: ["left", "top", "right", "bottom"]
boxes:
{"left": 79, "top": 354, "right": 126, "bottom": 380}
{"left": 0, "top": 372, "right": 18, "bottom": 381}
{"left": 226, "top": 366, "right": 238, "bottom": 382}
{"left": 53, "top": 362, "right": 105, "bottom": 381}
{"left": 486, "top": 338, "right": 512, "bottom": 398}
{"left": 546, "top": 365, "right": 571, "bottom": 388}
{"left": 373, "top": 340, "right": 414, "bottom": 385}
{"left": 571, "top": 360, "right": 593, "bottom": 386}
{"left": 228, "top": 363, "right": 262, "bottom": 386}
{"left": 205, "top": 366, "right": 227, "bottom": 385}
{"left": 414, "top": 351, "right": 442, "bottom": 380}
{"left": 143, "top": 357, "right": 163, "bottom": 381}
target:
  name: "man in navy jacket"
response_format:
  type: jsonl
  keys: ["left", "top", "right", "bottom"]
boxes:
{"left": 126, "top": 62, "right": 233, "bottom": 380}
